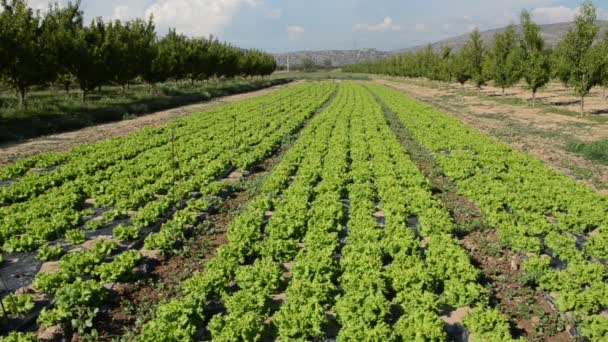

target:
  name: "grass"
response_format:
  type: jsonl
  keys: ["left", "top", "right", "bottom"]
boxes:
{"left": 566, "top": 139, "right": 608, "bottom": 165}
{"left": 0, "top": 78, "right": 289, "bottom": 144}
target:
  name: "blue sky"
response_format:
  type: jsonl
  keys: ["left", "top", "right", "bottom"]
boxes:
{"left": 28, "top": 0, "right": 608, "bottom": 52}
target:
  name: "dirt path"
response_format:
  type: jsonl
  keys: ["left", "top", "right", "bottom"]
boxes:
{"left": 402, "top": 77, "right": 608, "bottom": 118}
{"left": 0, "top": 81, "right": 300, "bottom": 167}
{"left": 376, "top": 79, "right": 608, "bottom": 194}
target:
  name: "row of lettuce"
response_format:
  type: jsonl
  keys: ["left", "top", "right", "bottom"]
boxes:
{"left": 0, "top": 83, "right": 337, "bottom": 338}
{"left": 0, "top": 82, "right": 335, "bottom": 254}
{"left": 367, "top": 83, "right": 608, "bottom": 340}
{"left": 132, "top": 83, "right": 522, "bottom": 341}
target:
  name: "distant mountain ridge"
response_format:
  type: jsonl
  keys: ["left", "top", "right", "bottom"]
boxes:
{"left": 273, "top": 21, "right": 608, "bottom": 67}
{"left": 397, "top": 20, "right": 608, "bottom": 54}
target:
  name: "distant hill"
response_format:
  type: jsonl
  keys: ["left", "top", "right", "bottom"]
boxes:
{"left": 273, "top": 21, "right": 608, "bottom": 68}
{"left": 396, "top": 21, "right": 608, "bottom": 54}
{"left": 273, "top": 49, "right": 390, "bottom": 68}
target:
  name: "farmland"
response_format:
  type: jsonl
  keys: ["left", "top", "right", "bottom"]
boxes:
{"left": 5, "top": 0, "right": 608, "bottom": 340}
{"left": 0, "top": 80, "right": 605, "bottom": 341}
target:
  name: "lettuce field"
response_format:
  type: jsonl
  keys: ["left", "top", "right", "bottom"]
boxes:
{"left": 0, "top": 82, "right": 607, "bottom": 341}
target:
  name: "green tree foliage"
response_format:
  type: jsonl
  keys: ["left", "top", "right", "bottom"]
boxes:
{"left": 0, "top": 0, "right": 54, "bottom": 107}
{"left": 485, "top": 25, "right": 522, "bottom": 95}
{"left": 142, "top": 35, "right": 173, "bottom": 87}
{"left": 598, "top": 37, "right": 608, "bottom": 99}
{"left": 552, "top": 43, "right": 571, "bottom": 87}
{"left": 419, "top": 45, "right": 452, "bottom": 82}
{"left": 162, "top": 29, "right": 189, "bottom": 82}
{"left": 185, "top": 37, "right": 212, "bottom": 83}
{"left": 0, "top": 1, "right": 276, "bottom": 105}
{"left": 451, "top": 48, "right": 472, "bottom": 88}
{"left": 465, "top": 29, "right": 486, "bottom": 92}
{"left": 105, "top": 18, "right": 156, "bottom": 91}
{"left": 437, "top": 46, "right": 453, "bottom": 82}
{"left": 520, "top": 10, "right": 551, "bottom": 107}
{"left": 41, "top": 1, "right": 83, "bottom": 93}
{"left": 557, "top": 1, "right": 605, "bottom": 115}
{"left": 72, "top": 18, "right": 109, "bottom": 101}
{"left": 212, "top": 41, "right": 242, "bottom": 78}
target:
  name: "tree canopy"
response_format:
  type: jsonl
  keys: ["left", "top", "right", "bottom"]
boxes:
{"left": 0, "top": 0, "right": 276, "bottom": 106}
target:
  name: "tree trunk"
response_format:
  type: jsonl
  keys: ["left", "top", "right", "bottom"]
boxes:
{"left": 580, "top": 96, "right": 585, "bottom": 117}
{"left": 532, "top": 90, "right": 536, "bottom": 108}
{"left": 81, "top": 89, "right": 87, "bottom": 102}
{"left": 64, "top": 82, "right": 70, "bottom": 94}
{"left": 17, "top": 86, "right": 26, "bottom": 109}
{"left": 502, "top": 87, "right": 505, "bottom": 96}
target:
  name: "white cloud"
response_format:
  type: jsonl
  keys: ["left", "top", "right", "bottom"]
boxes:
{"left": 354, "top": 16, "right": 403, "bottom": 32}
{"left": 287, "top": 25, "right": 305, "bottom": 40}
{"left": 267, "top": 8, "right": 281, "bottom": 19}
{"left": 145, "top": 0, "right": 258, "bottom": 36}
{"left": 112, "top": 6, "right": 131, "bottom": 20}
{"left": 531, "top": 5, "right": 608, "bottom": 24}
{"left": 26, "top": 0, "right": 67, "bottom": 14}
{"left": 531, "top": 6, "right": 578, "bottom": 24}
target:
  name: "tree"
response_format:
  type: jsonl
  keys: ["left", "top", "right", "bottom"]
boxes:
{"left": 72, "top": 18, "right": 110, "bottom": 101}
{"left": 185, "top": 38, "right": 211, "bottom": 83}
{"left": 559, "top": 1, "right": 604, "bottom": 116}
{"left": 142, "top": 37, "right": 172, "bottom": 88}
{"left": 552, "top": 44, "right": 571, "bottom": 87}
{"left": 451, "top": 48, "right": 472, "bottom": 89}
{"left": 105, "top": 18, "right": 156, "bottom": 91}
{"left": 465, "top": 29, "right": 485, "bottom": 94}
{"left": 0, "top": 0, "right": 53, "bottom": 107}
{"left": 486, "top": 25, "right": 522, "bottom": 95}
{"left": 162, "top": 29, "right": 189, "bottom": 82}
{"left": 212, "top": 41, "right": 241, "bottom": 78}
{"left": 438, "top": 46, "right": 453, "bottom": 82}
{"left": 520, "top": 10, "right": 551, "bottom": 107}
{"left": 598, "top": 37, "right": 608, "bottom": 99}
{"left": 41, "top": 1, "right": 83, "bottom": 94}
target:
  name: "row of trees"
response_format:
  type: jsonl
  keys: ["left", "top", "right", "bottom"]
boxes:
{"left": 344, "top": 1, "right": 608, "bottom": 115}
{"left": 0, "top": 0, "right": 276, "bottom": 107}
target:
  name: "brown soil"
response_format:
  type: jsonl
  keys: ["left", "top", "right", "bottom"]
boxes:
{"left": 0, "top": 81, "right": 300, "bottom": 167}
{"left": 94, "top": 188, "right": 248, "bottom": 341}
{"left": 376, "top": 79, "right": 608, "bottom": 193}
{"left": 91, "top": 155, "right": 280, "bottom": 341}
{"left": 402, "top": 77, "right": 608, "bottom": 115}
{"left": 461, "top": 231, "right": 571, "bottom": 342}
{"left": 462, "top": 81, "right": 608, "bottom": 116}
